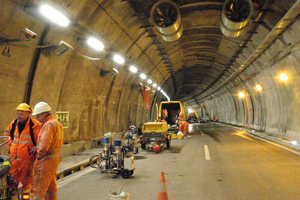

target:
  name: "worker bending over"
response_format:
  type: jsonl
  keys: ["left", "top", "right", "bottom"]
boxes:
{"left": 4, "top": 103, "right": 41, "bottom": 200}
{"left": 178, "top": 112, "right": 189, "bottom": 138}
{"left": 30, "top": 102, "right": 64, "bottom": 200}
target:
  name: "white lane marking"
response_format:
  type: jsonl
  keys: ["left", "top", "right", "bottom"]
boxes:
{"left": 204, "top": 145, "right": 211, "bottom": 160}
{"left": 58, "top": 167, "right": 96, "bottom": 188}
{"left": 251, "top": 135, "right": 300, "bottom": 156}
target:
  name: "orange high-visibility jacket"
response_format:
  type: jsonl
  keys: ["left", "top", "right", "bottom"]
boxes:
{"left": 164, "top": 109, "right": 168, "bottom": 117}
{"left": 4, "top": 118, "right": 41, "bottom": 159}
{"left": 36, "top": 115, "right": 64, "bottom": 159}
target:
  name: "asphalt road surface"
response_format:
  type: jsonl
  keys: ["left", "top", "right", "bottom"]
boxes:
{"left": 58, "top": 123, "right": 300, "bottom": 200}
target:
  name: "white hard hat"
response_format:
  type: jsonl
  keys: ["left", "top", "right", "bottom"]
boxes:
{"left": 32, "top": 102, "right": 51, "bottom": 115}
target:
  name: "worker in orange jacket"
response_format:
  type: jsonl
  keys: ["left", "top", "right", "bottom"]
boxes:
{"left": 178, "top": 120, "right": 189, "bottom": 137}
{"left": 4, "top": 103, "right": 41, "bottom": 200}
{"left": 30, "top": 102, "right": 64, "bottom": 200}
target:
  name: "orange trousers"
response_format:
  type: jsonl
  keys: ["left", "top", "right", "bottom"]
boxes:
{"left": 10, "top": 158, "right": 34, "bottom": 191}
{"left": 30, "top": 156, "right": 61, "bottom": 200}
{"left": 178, "top": 121, "right": 189, "bottom": 136}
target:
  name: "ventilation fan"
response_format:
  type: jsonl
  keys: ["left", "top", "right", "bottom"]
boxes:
{"left": 150, "top": 0, "right": 183, "bottom": 42}
{"left": 220, "top": 0, "right": 253, "bottom": 37}
{"left": 225, "top": 0, "right": 251, "bottom": 22}
{"left": 152, "top": 2, "right": 177, "bottom": 27}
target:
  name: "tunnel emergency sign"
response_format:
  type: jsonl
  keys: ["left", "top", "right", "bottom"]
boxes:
{"left": 55, "top": 111, "right": 69, "bottom": 128}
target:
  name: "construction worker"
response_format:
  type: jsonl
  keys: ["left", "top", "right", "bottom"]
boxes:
{"left": 178, "top": 112, "right": 189, "bottom": 138}
{"left": 30, "top": 102, "right": 64, "bottom": 200}
{"left": 4, "top": 103, "right": 41, "bottom": 200}
{"left": 164, "top": 109, "right": 168, "bottom": 120}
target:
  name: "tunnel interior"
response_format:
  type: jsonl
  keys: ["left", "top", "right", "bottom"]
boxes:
{"left": 1, "top": 0, "right": 300, "bottom": 155}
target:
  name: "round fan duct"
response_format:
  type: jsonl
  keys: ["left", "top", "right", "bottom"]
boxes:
{"left": 150, "top": 0, "right": 183, "bottom": 42}
{"left": 220, "top": 0, "right": 253, "bottom": 37}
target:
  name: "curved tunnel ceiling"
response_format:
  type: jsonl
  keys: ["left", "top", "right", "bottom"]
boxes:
{"left": 124, "top": 0, "right": 298, "bottom": 108}
{"left": 1, "top": 0, "right": 299, "bottom": 108}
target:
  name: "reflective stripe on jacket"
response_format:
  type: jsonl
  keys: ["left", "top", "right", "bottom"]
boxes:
{"left": 4, "top": 118, "right": 41, "bottom": 159}
{"left": 36, "top": 115, "right": 64, "bottom": 160}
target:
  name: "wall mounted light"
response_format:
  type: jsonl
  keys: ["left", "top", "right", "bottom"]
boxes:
{"left": 255, "top": 84, "right": 263, "bottom": 91}
{"left": 87, "top": 37, "right": 104, "bottom": 51}
{"left": 140, "top": 73, "right": 146, "bottom": 80}
{"left": 129, "top": 66, "right": 137, "bottom": 73}
{"left": 239, "top": 92, "right": 245, "bottom": 98}
{"left": 113, "top": 55, "right": 125, "bottom": 64}
{"left": 100, "top": 68, "right": 118, "bottom": 77}
{"left": 40, "top": 5, "right": 70, "bottom": 27}
{"left": 52, "top": 41, "right": 73, "bottom": 56}
{"left": 280, "top": 73, "right": 288, "bottom": 81}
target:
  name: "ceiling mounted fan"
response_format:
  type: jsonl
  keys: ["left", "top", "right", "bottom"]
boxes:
{"left": 225, "top": 0, "right": 252, "bottom": 22}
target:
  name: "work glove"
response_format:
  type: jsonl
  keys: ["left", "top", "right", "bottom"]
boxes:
{"left": 28, "top": 146, "right": 38, "bottom": 155}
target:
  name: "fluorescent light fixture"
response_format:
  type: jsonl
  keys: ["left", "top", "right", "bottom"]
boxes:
{"left": 140, "top": 73, "right": 146, "bottom": 80}
{"left": 153, "top": 83, "right": 157, "bottom": 88}
{"left": 148, "top": 79, "right": 152, "bottom": 84}
{"left": 40, "top": 5, "right": 70, "bottom": 27}
{"left": 113, "top": 68, "right": 119, "bottom": 73}
{"left": 87, "top": 37, "right": 104, "bottom": 51}
{"left": 113, "top": 55, "right": 125, "bottom": 64}
{"left": 129, "top": 66, "right": 137, "bottom": 73}
{"left": 157, "top": 87, "right": 161, "bottom": 90}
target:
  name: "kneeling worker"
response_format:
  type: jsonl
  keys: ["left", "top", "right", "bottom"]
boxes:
{"left": 4, "top": 103, "right": 41, "bottom": 200}
{"left": 30, "top": 102, "right": 64, "bottom": 200}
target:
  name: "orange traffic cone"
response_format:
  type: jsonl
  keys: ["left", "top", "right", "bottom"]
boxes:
{"left": 157, "top": 171, "right": 169, "bottom": 200}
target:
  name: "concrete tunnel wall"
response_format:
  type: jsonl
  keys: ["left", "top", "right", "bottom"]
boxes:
{"left": 202, "top": 18, "right": 300, "bottom": 142}
{"left": 2, "top": 0, "right": 300, "bottom": 155}
{"left": 0, "top": 0, "right": 162, "bottom": 155}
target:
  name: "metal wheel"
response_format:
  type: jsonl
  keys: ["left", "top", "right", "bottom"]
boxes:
{"left": 166, "top": 138, "right": 171, "bottom": 149}
{"left": 141, "top": 143, "right": 146, "bottom": 149}
{"left": 121, "top": 169, "right": 131, "bottom": 179}
{"left": 89, "top": 155, "right": 101, "bottom": 168}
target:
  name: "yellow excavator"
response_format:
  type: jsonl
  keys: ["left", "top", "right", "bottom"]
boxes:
{"left": 187, "top": 105, "right": 209, "bottom": 123}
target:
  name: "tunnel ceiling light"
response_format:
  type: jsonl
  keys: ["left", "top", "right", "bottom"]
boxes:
{"left": 113, "top": 55, "right": 125, "bottom": 64}
{"left": 129, "top": 66, "right": 137, "bottom": 73}
{"left": 239, "top": 92, "right": 245, "bottom": 98}
{"left": 148, "top": 79, "right": 153, "bottom": 84}
{"left": 87, "top": 37, "right": 104, "bottom": 51}
{"left": 280, "top": 73, "right": 288, "bottom": 81}
{"left": 40, "top": 5, "right": 70, "bottom": 27}
{"left": 157, "top": 86, "right": 161, "bottom": 90}
{"left": 255, "top": 84, "right": 263, "bottom": 91}
{"left": 140, "top": 73, "right": 146, "bottom": 80}
{"left": 153, "top": 83, "right": 157, "bottom": 88}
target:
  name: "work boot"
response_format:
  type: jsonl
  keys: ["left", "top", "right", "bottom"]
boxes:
{"left": 21, "top": 188, "right": 31, "bottom": 200}
{"left": 21, "top": 192, "right": 30, "bottom": 200}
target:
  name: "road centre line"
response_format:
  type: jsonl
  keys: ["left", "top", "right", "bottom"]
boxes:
{"left": 204, "top": 145, "right": 211, "bottom": 160}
